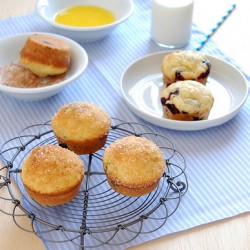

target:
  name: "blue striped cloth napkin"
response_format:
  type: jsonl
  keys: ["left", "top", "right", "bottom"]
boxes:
{"left": 0, "top": 1, "right": 249, "bottom": 250}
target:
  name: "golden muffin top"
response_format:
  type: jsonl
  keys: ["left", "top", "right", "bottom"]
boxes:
{"left": 103, "top": 136, "right": 165, "bottom": 187}
{"left": 21, "top": 144, "right": 84, "bottom": 195}
{"left": 51, "top": 102, "right": 111, "bottom": 141}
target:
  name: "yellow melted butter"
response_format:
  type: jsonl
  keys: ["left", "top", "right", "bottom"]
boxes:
{"left": 55, "top": 5, "right": 115, "bottom": 27}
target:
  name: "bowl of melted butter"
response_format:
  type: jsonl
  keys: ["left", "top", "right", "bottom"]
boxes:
{"left": 36, "top": 0, "right": 135, "bottom": 42}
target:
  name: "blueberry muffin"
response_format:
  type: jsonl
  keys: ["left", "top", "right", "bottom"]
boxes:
{"left": 52, "top": 102, "right": 111, "bottom": 155}
{"left": 161, "top": 80, "right": 214, "bottom": 121}
{"left": 103, "top": 136, "right": 166, "bottom": 196}
{"left": 161, "top": 50, "right": 211, "bottom": 86}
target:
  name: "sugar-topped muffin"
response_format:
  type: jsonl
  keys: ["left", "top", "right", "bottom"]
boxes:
{"left": 51, "top": 102, "right": 111, "bottom": 155}
{"left": 161, "top": 80, "right": 214, "bottom": 121}
{"left": 161, "top": 50, "right": 211, "bottom": 86}
{"left": 103, "top": 136, "right": 166, "bottom": 196}
{"left": 21, "top": 145, "right": 84, "bottom": 206}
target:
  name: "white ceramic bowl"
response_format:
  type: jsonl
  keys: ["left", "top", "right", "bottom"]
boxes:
{"left": 36, "top": 0, "right": 135, "bottom": 42}
{"left": 0, "top": 32, "right": 88, "bottom": 101}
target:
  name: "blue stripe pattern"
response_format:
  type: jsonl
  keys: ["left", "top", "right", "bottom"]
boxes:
{"left": 0, "top": 1, "right": 249, "bottom": 250}
{"left": 195, "top": 3, "right": 237, "bottom": 51}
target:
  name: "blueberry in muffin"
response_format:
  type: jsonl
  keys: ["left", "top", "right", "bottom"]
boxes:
{"left": 161, "top": 80, "right": 214, "bottom": 121}
{"left": 161, "top": 50, "right": 211, "bottom": 86}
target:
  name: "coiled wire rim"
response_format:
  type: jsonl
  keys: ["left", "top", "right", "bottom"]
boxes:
{"left": 0, "top": 118, "right": 188, "bottom": 248}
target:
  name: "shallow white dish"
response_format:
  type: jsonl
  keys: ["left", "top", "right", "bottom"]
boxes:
{"left": 120, "top": 51, "right": 248, "bottom": 131}
{"left": 0, "top": 32, "right": 88, "bottom": 101}
{"left": 36, "top": 0, "right": 135, "bottom": 42}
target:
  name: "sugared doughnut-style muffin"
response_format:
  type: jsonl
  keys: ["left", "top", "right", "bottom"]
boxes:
{"left": 20, "top": 34, "right": 71, "bottom": 77}
{"left": 103, "top": 136, "right": 166, "bottom": 196}
{"left": 161, "top": 80, "right": 214, "bottom": 121}
{"left": 161, "top": 50, "right": 211, "bottom": 86}
{"left": 51, "top": 102, "right": 111, "bottom": 155}
{"left": 21, "top": 145, "right": 84, "bottom": 206}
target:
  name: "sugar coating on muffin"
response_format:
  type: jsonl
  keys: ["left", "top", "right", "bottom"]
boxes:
{"left": 103, "top": 136, "right": 166, "bottom": 196}
{"left": 51, "top": 102, "right": 111, "bottom": 155}
{"left": 161, "top": 80, "right": 214, "bottom": 121}
{"left": 21, "top": 145, "right": 84, "bottom": 206}
{"left": 161, "top": 50, "right": 211, "bottom": 86}
{"left": 20, "top": 34, "right": 71, "bottom": 77}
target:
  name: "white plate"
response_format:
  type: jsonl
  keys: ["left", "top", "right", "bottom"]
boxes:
{"left": 120, "top": 51, "right": 248, "bottom": 131}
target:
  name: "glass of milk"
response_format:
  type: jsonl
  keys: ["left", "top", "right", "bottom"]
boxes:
{"left": 151, "top": 0, "right": 194, "bottom": 48}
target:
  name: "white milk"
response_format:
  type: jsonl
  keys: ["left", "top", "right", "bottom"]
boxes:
{"left": 151, "top": 0, "right": 194, "bottom": 48}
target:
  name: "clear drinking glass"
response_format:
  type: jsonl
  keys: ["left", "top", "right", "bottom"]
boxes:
{"left": 151, "top": 0, "right": 194, "bottom": 49}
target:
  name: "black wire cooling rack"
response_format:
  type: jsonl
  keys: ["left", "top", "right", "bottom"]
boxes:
{"left": 0, "top": 118, "right": 188, "bottom": 249}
